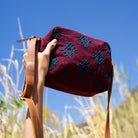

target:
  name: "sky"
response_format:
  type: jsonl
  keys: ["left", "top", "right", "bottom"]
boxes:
{"left": 0, "top": 0, "right": 138, "bottom": 121}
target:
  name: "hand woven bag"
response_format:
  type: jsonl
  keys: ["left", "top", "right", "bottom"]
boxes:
{"left": 40, "top": 26, "right": 113, "bottom": 138}
{"left": 40, "top": 26, "right": 113, "bottom": 97}
{"left": 18, "top": 26, "right": 113, "bottom": 138}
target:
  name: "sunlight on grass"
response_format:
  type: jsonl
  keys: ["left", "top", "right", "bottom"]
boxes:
{"left": 0, "top": 19, "right": 138, "bottom": 138}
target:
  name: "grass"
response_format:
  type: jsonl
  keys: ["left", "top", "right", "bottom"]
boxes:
{"left": 0, "top": 18, "right": 138, "bottom": 138}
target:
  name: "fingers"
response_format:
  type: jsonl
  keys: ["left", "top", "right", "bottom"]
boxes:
{"left": 22, "top": 53, "right": 27, "bottom": 69}
{"left": 22, "top": 39, "right": 57, "bottom": 70}
{"left": 43, "top": 39, "right": 57, "bottom": 56}
{"left": 23, "top": 53, "right": 27, "bottom": 60}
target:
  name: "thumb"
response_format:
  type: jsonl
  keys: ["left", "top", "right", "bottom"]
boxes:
{"left": 43, "top": 39, "right": 57, "bottom": 56}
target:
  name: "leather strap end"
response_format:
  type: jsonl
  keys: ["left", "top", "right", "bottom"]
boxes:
{"left": 16, "top": 36, "right": 43, "bottom": 43}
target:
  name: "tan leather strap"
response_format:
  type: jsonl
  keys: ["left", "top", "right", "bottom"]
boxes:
{"left": 105, "top": 64, "right": 113, "bottom": 138}
{"left": 19, "top": 37, "right": 42, "bottom": 138}
{"left": 21, "top": 38, "right": 37, "bottom": 98}
{"left": 16, "top": 36, "right": 43, "bottom": 43}
{"left": 105, "top": 89, "right": 111, "bottom": 138}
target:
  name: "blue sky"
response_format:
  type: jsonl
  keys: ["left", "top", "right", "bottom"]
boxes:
{"left": 0, "top": 0, "right": 138, "bottom": 121}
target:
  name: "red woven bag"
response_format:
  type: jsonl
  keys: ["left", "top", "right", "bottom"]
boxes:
{"left": 40, "top": 26, "right": 113, "bottom": 97}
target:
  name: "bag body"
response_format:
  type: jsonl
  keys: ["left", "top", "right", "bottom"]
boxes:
{"left": 40, "top": 26, "right": 113, "bottom": 97}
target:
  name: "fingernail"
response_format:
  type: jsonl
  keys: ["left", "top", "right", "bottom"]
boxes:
{"left": 53, "top": 39, "right": 57, "bottom": 43}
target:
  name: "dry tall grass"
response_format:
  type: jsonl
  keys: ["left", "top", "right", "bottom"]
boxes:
{"left": 0, "top": 19, "right": 137, "bottom": 138}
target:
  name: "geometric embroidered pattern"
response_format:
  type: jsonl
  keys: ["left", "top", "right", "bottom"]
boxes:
{"left": 105, "top": 45, "right": 110, "bottom": 57}
{"left": 93, "top": 50, "right": 105, "bottom": 66}
{"left": 49, "top": 58, "right": 59, "bottom": 71}
{"left": 105, "top": 70, "right": 109, "bottom": 86}
{"left": 78, "top": 34, "right": 91, "bottom": 48}
{"left": 61, "top": 42, "right": 78, "bottom": 58}
{"left": 77, "top": 59, "right": 92, "bottom": 77}
{"left": 52, "top": 28, "right": 61, "bottom": 39}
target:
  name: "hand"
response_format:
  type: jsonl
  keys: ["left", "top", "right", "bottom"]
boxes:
{"left": 23, "top": 39, "right": 57, "bottom": 77}
{"left": 22, "top": 39, "right": 57, "bottom": 138}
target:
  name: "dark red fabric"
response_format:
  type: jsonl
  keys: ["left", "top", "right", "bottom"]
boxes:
{"left": 40, "top": 26, "right": 113, "bottom": 97}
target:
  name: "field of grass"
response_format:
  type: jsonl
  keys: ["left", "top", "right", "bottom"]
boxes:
{"left": 0, "top": 20, "right": 138, "bottom": 138}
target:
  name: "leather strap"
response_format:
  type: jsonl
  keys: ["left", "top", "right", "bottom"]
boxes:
{"left": 19, "top": 37, "right": 42, "bottom": 138}
{"left": 16, "top": 36, "right": 43, "bottom": 43}
{"left": 105, "top": 64, "right": 113, "bottom": 138}
{"left": 21, "top": 38, "right": 36, "bottom": 98}
{"left": 105, "top": 89, "right": 111, "bottom": 138}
